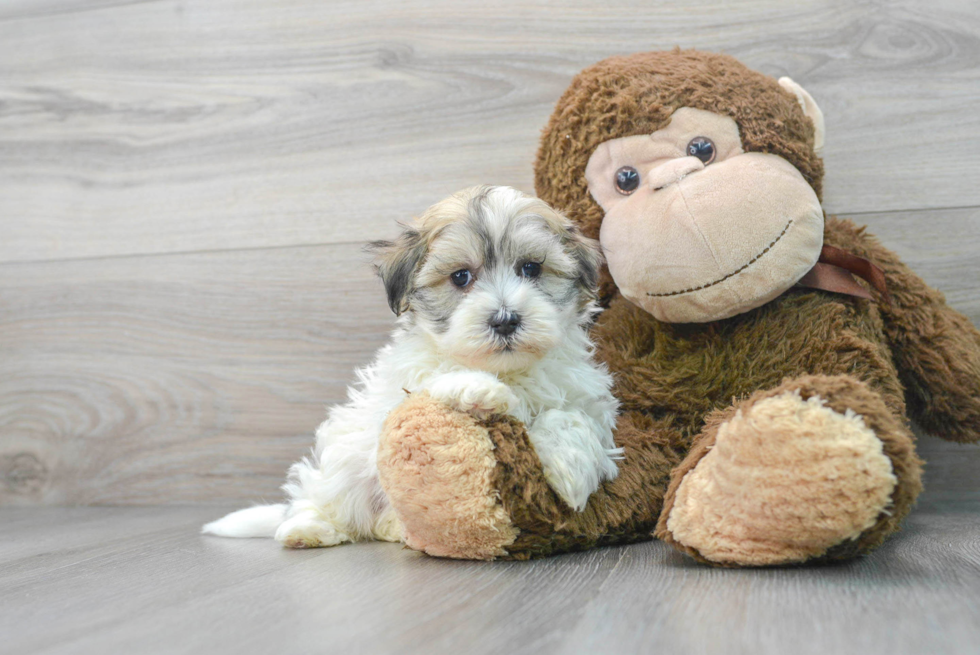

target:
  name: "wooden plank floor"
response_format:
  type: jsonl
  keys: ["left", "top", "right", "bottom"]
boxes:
{"left": 2, "top": 502, "right": 979, "bottom": 655}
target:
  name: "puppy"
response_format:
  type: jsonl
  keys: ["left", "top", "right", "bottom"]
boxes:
{"left": 203, "top": 186, "right": 621, "bottom": 548}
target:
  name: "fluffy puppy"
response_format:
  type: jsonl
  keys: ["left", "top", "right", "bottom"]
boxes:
{"left": 203, "top": 186, "right": 621, "bottom": 548}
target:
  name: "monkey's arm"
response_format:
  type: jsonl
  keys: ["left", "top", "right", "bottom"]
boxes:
{"left": 378, "top": 394, "right": 678, "bottom": 559}
{"left": 826, "top": 216, "right": 980, "bottom": 443}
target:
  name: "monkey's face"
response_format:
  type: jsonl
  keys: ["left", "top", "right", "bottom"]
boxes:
{"left": 585, "top": 107, "right": 824, "bottom": 323}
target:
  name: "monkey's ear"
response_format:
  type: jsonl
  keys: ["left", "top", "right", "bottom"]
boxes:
{"left": 367, "top": 228, "right": 429, "bottom": 316}
{"left": 778, "top": 77, "right": 826, "bottom": 156}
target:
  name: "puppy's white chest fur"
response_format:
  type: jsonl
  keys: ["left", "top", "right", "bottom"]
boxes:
{"left": 406, "top": 328, "right": 621, "bottom": 512}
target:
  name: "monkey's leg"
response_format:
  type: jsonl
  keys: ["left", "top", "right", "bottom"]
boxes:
{"left": 828, "top": 216, "right": 980, "bottom": 443}
{"left": 656, "top": 374, "right": 923, "bottom": 567}
{"left": 377, "top": 393, "right": 680, "bottom": 560}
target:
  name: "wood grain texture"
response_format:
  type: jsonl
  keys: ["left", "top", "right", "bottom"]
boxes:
{"left": 861, "top": 206, "right": 980, "bottom": 320}
{"left": 1, "top": 504, "right": 978, "bottom": 654}
{"left": 2, "top": 0, "right": 980, "bottom": 262}
{"left": 0, "top": 243, "right": 395, "bottom": 505}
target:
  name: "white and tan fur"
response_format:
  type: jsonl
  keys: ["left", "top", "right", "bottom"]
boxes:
{"left": 202, "top": 186, "right": 621, "bottom": 548}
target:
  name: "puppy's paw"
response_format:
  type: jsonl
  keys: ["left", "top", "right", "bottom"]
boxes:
{"left": 275, "top": 508, "right": 351, "bottom": 549}
{"left": 528, "top": 409, "right": 621, "bottom": 512}
{"left": 537, "top": 450, "right": 620, "bottom": 512}
{"left": 424, "top": 371, "right": 518, "bottom": 417}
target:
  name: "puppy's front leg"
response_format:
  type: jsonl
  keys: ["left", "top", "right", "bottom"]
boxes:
{"left": 528, "top": 409, "right": 623, "bottom": 512}
{"left": 422, "top": 370, "right": 518, "bottom": 417}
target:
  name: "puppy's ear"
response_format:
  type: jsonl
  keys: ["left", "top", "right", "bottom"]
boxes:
{"left": 564, "top": 225, "right": 603, "bottom": 301}
{"left": 367, "top": 227, "right": 429, "bottom": 316}
{"left": 531, "top": 198, "right": 604, "bottom": 303}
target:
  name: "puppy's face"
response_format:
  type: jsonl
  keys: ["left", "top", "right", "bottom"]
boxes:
{"left": 372, "top": 186, "right": 602, "bottom": 374}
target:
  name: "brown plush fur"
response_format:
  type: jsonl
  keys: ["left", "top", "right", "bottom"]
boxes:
{"left": 378, "top": 49, "right": 980, "bottom": 565}
{"left": 824, "top": 219, "right": 980, "bottom": 443}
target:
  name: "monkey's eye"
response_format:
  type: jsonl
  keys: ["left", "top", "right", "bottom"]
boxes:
{"left": 450, "top": 269, "right": 473, "bottom": 288}
{"left": 520, "top": 262, "right": 542, "bottom": 279}
{"left": 687, "top": 137, "right": 716, "bottom": 165}
{"left": 614, "top": 166, "right": 640, "bottom": 194}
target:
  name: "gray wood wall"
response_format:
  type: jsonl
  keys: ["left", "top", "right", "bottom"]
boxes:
{"left": 2, "top": 0, "right": 979, "bottom": 506}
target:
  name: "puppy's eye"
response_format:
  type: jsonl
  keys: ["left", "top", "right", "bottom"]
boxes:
{"left": 686, "top": 137, "right": 716, "bottom": 165}
{"left": 450, "top": 269, "right": 473, "bottom": 288}
{"left": 520, "top": 262, "right": 542, "bottom": 279}
{"left": 615, "top": 166, "right": 640, "bottom": 195}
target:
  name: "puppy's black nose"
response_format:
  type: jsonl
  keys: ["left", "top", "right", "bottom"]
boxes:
{"left": 490, "top": 311, "right": 521, "bottom": 337}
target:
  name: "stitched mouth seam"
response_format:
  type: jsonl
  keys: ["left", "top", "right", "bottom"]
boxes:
{"left": 646, "top": 220, "right": 794, "bottom": 298}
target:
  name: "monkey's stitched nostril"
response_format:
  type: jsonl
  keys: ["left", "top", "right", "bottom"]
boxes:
{"left": 648, "top": 156, "right": 705, "bottom": 191}
{"left": 655, "top": 170, "right": 695, "bottom": 191}
{"left": 654, "top": 170, "right": 692, "bottom": 192}
{"left": 490, "top": 311, "right": 522, "bottom": 337}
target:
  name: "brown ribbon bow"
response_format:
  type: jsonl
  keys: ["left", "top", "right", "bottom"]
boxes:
{"left": 796, "top": 245, "right": 890, "bottom": 303}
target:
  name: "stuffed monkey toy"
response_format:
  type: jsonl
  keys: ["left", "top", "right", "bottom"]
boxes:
{"left": 376, "top": 49, "right": 980, "bottom": 566}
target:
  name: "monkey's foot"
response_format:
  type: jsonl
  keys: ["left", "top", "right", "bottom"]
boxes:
{"left": 660, "top": 390, "right": 898, "bottom": 566}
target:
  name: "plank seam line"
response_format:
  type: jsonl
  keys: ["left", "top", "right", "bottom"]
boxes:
{"left": 2, "top": 202, "right": 979, "bottom": 268}
{"left": 0, "top": 239, "right": 373, "bottom": 268}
